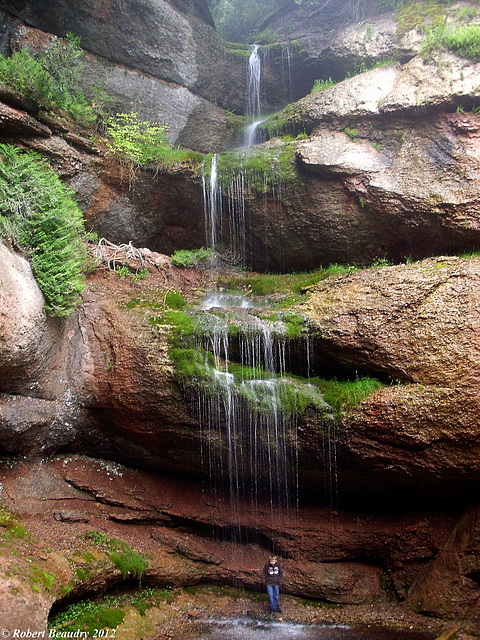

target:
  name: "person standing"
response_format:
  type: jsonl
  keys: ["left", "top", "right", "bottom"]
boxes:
{"left": 262, "top": 555, "right": 283, "bottom": 613}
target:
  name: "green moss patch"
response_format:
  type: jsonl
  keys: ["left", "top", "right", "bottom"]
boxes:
{"left": 204, "top": 145, "right": 297, "bottom": 195}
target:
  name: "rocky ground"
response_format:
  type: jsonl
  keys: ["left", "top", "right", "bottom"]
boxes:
{"left": 94, "top": 586, "right": 452, "bottom": 640}
{"left": 0, "top": 453, "right": 475, "bottom": 639}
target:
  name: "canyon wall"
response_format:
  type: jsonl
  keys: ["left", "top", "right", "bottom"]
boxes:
{"left": 1, "top": 0, "right": 480, "bottom": 635}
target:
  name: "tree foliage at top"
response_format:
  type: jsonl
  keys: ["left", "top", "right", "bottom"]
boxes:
{"left": 208, "top": 0, "right": 392, "bottom": 43}
{"left": 0, "top": 144, "right": 87, "bottom": 317}
{"left": 208, "top": 0, "right": 290, "bottom": 42}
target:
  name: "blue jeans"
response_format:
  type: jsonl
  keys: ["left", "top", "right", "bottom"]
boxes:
{"left": 266, "top": 584, "right": 280, "bottom": 611}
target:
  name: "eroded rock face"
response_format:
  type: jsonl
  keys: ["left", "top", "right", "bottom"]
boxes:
{"left": 239, "top": 54, "right": 480, "bottom": 271}
{"left": 300, "top": 256, "right": 480, "bottom": 499}
{"left": 7, "top": 20, "right": 239, "bottom": 152}
{"left": 2, "top": 0, "right": 248, "bottom": 114}
{"left": 1, "top": 247, "right": 480, "bottom": 629}
{"left": 0, "top": 92, "right": 207, "bottom": 255}
{"left": 253, "top": 0, "right": 413, "bottom": 99}
{"left": 0, "top": 455, "right": 469, "bottom": 632}
{"left": 407, "top": 504, "right": 480, "bottom": 624}
{"left": 2, "top": 239, "right": 480, "bottom": 506}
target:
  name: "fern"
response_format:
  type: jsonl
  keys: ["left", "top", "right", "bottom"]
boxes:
{"left": 0, "top": 144, "right": 87, "bottom": 316}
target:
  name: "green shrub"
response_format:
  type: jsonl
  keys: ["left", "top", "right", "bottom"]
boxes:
{"left": 206, "top": 145, "right": 297, "bottom": 194}
{"left": 0, "top": 144, "right": 87, "bottom": 317}
{"left": 441, "top": 24, "right": 480, "bottom": 59}
{"left": 344, "top": 127, "right": 358, "bottom": 142}
{"left": 49, "top": 599, "right": 125, "bottom": 635}
{"left": 28, "top": 565, "right": 55, "bottom": 593}
{"left": 311, "top": 77, "right": 337, "bottom": 93}
{"left": 83, "top": 530, "right": 109, "bottom": 546}
{"left": 165, "top": 290, "right": 187, "bottom": 310}
{"left": 106, "top": 112, "right": 169, "bottom": 166}
{"left": 0, "top": 50, "right": 51, "bottom": 103}
{"left": 38, "top": 32, "right": 95, "bottom": 121}
{"left": 0, "top": 508, "right": 27, "bottom": 539}
{"left": 219, "top": 264, "right": 357, "bottom": 303}
{"left": 458, "top": 6, "right": 477, "bottom": 21}
{"left": 171, "top": 247, "right": 214, "bottom": 268}
{"left": 106, "top": 112, "right": 200, "bottom": 170}
{"left": 108, "top": 540, "right": 148, "bottom": 585}
{"left": 0, "top": 34, "right": 95, "bottom": 122}
{"left": 315, "top": 376, "right": 383, "bottom": 412}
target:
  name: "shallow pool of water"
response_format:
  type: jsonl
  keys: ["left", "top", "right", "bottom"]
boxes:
{"left": 192, "top": 617, "right": 435, "bottom": 640}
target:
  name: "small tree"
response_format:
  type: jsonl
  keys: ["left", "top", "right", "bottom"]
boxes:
{"left": 106, "top": 112, "right": 170, "bottom": 167}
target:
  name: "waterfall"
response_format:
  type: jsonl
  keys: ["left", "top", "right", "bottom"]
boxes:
{"left": 244, "top": 45, "right": 265, "bottom": 147}
{"left": 246, "top": 45, "right": 261, "bottom": 120}
{"left": 201, "top": 154, "right": 248, "bottom": 266}
{"left": 202, "top": 153, "right": 220, "bottom": 255}
{"left": 196, "top": 313, "right": 296, "bottom": 520}
{"left": 282, "top": 44, "right": 293, "bottom": 103}
{"left": 170, "top": 287, "right": 341, "bottom": 541}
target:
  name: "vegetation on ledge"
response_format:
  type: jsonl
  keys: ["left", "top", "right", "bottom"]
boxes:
{"left": 0, "top": 33, "right": 97, "bottom": 123}
{"left": 155, "top": 299, "right": 383, "bottom": 419}
{"left": 203, "top": 144, "right": 297, "bottom": 194}
{"left": 106, "top": 112, "right": 203, "bottom": 173}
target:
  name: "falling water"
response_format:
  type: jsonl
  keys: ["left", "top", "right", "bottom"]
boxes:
{"left": 246, "top": 45, "right": 261, "bottom": 120}
{"left": 244, "top": 44, "right": 265, "bottom": 147}
{"left": 195, "top": 311, "right": 299, "bottom": 529}
{"left": 202, "top": 153, "right": 220, "bottom": 255}
{"left": 195, "top": 42, "right": 340, "bottom": 529}
{"left": 282, "top": 43, "right": 293, "bottom": 103}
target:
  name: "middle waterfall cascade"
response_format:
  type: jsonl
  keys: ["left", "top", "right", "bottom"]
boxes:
{"left": 203, "top": 153, "right": 219, "bottom": 255}
{"left": 202, "top": 154, "right": 247, "bottom": 265}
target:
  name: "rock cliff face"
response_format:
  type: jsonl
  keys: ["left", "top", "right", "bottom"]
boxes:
{"left": 241, "top": 53, "right": 480, "bottom": 271}
{"left": 1, "top": 238, "right": 480, "bottom": 632}
{"left": 3, "top": 0, "right": 243, "bottom": 111}
{"left": 5, "top": 17, "right": 241, "bottom": 152}
{"left": 1, "top": 0, "right": 480, "bottom": 634}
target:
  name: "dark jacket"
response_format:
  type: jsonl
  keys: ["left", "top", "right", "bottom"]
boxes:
{"left": 262, "top": 560, "right": 283, "bottom": 586}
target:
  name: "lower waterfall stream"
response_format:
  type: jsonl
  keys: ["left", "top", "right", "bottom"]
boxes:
{"left": 179, "top": 289, "right": 338, "bottom": 536}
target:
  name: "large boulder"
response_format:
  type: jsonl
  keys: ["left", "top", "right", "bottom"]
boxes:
{"left": 301, "top": 256, "right": 480, "bottom": 500}
{"left": 236, "top": 53, "right": 480, "bottom": 272}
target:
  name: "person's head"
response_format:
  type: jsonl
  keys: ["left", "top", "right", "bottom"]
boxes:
{"left": 269, "top": 555, "right": 277, "bottom": 564}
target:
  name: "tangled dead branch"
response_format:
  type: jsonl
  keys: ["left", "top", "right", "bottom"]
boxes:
{"left": 91, "top": 238, "right": 172, "bottom": 279}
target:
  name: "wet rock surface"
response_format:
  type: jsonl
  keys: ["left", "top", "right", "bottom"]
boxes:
{"left": 1, "top": 246, "right": 480, "bottom": 501}
{"left": 0, "top": 455, "right": 475, "bottom": 637}
{"left": 2, "top": 0, "right": 248, "bottom": 115}
{"left": 1, "top": 244, "right": 480, "bottom": 631}
{"left": 1, "top": 0, "right": 480, "bottom": 632}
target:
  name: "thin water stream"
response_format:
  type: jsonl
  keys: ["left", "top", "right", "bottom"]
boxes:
{"left": 245, "top": 45, "right": 263, "bottom": 147}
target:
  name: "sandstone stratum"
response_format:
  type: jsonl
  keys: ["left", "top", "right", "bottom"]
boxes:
{"left": 1, "top": 0, "right": 480, "bottom": 636}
